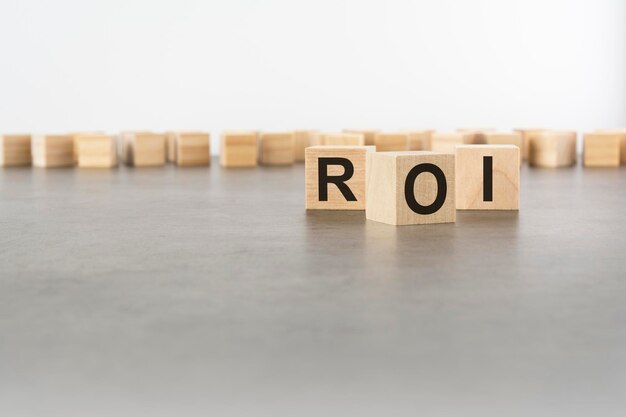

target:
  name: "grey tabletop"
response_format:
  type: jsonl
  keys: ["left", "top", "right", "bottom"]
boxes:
{"left": 1, "top": 160, "right": 625, "bottom": 417}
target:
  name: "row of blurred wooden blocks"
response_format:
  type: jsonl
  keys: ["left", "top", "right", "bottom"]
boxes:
{"left": 1, "top": 129, "right": 625, "bottom": 168}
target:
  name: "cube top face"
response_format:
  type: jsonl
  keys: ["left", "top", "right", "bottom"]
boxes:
{"left": 528, "top": 131, "right": 577, "bottom": 167}
{"left": 374, "top": 133, "right": 409, "bottom": 152}
{"left": 259, "top": 132, "right": 295, "bottom": 165}
{"left": 322, "top": 133, "right": 365, "bottom": 147}
{"left": 455, "top": 145, "right": 520, "bottom": 210}
{"left": 305, "top": 146, "right": 375, "bottom": 210}
{"left": 343, "top": 129, "right": 379, "bottom": 146}
{"left": 583, "top": 133, "right": 621, "bottom": 167}
{"left": 366, "top": 151, "right": 455, "bottom": 226}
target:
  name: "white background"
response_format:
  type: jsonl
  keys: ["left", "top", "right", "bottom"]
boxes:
{"left": 0, "top": 0, "right": 624, "bottom": 152}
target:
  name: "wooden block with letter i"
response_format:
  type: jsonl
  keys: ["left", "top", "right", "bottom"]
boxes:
{"left": 119, "top": 132, "right": 166, "bottom": 167}
{"left": 583, "top": 132, "right": 620, "bottom": 167}
{"left": 76, "top": 134, "right": 117, "bottom": 168}
{"left": 527, "top": 130, "right": 577, "bottom": 168}
{"left": 221, "top": 131, "right": 258, "bottom": 167}
{"left": 32, "top": 134, "right": 74, "bottom": 168}
{"left": 306, "top": 146, "right": 375, "bottom": 210}
{"left": 0, "top": 134, "right": 31, "bottom": 166}
{"left": 259, "top": 132, "right": 295, "bottom": 166}
{"left": 366, "top": 151, "right": 455, "bottom": 225}
{"left": 455, "top": 145, "right": 520, "bottom": 210}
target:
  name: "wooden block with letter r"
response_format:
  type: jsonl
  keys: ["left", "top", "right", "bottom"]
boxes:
{"left": 455, "top": 145, "right": 520, "bottom": 210}
{"left": 0, "top": 134, "right": 31, "bottom": 166}
{"left": 306, "top": 146, "right": 375, "bottom": 210}
{"left": 366, "top": 151, "right": 455, "bottom": 225}
{"left": 259, "top": 132, "right": 295, "bottom": 166}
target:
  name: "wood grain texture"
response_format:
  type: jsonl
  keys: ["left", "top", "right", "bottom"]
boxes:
{"left": 455, "top": 145, "right": 520, "bottom": 210}
{"left": 220, "top": 131, "right": 258, "bottom": 168}
{"left": 595, "top": 128, "right": 626, "bottom": 164}
{"left": 305, "top": 146, "right": 375, "bottom": 210}
{"left": 583, "top": 133, "right": 621, "bottom": 167}
{"left": 76, "top": 134, "right": 117, "bottom": 168}
{"left": 374, "top": 132, "right": 409, "bottom": 152}
{"left": 294, "top": 130, "right": 320, "bottom": 162}
{"left": 119, "top": 132, "right": 166, "bottom": 167}
{"left": 32, "top": 134, "right": 75, "bottom": 168}
{"left": 431, "top": 132, "right": 476, "bottom": 154}
{"left": 0, "top": 134, "right": 31, "bottom": 166}
{"left": 259, "top": 132, "right": 295, "bottom": 166}
{"left": 321, "top": 133, "right": 365, "bottom": 147}
{"left": 174, "top": 132, "right": 210, "bottom": 166}
{"left": 527, "top": 130, "right": 577, "bottom": 168}
{"left": 366, "top": 151, "right": 455, "bottom": 226}
{"left": 343, "top": 129, "right": 379, "bottom": 146}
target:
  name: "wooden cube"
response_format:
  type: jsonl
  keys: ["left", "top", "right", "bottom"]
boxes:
{"left": 119, "top": 132, "right": 166, "bottom": 167}
{"left": 76, "top": 134, "right": 117, "bottom": 168}
{"left": 0, "top": 134, "right": 31, "bottom": 166}
{"left": 406, "top": 130, "right": 434, "bottom": 151}
{"left": 595, "top": 129, "right": 626, "bottom": 165}
{"left": 70, "top": 132, "right": 103, "bottom": 162}
{"left": 528, "top": 130, "right": 577, "bottom": 168}
{"left": 32, "top": 134, "right": 74, "bottom": 168}
{"left": 514, "top": 128, "right": 545, "bottom": 161}
{"left": 366, "top": 151, "right": 455, "bottom": 226}
{"left": 305, "top": 146, "right": 375, "bottom": 210}
{"left": 343, "top": 129, "right": 379, "bottom": 146}
{"left": 165, "top": 132, "right": 177, "bottom": 162}
{"left": 457, "top": 128, "right": 494, "bottom": 144}
{"left": 431, "top": 132, "right": 477, "bottom": 153}
{"left": 220, "top": 131, "right": 258, "bottom": 168}
{"left": 583, "top": 133, "right": 621, "bottom": 167}
{"left": 171, "top": 132, "right": 211, "bottom": 166}
{"left": 321, "top": 133, "right": 365, "bottom": 146}
{"left": 294, "top": 130, "right": 320, "bottom": 162}
{"left": 259, "top": 132, "right": 295, "bottom": 166}
{"left": 374, "top": 132, "right": 409, "bottom": 152}
{"left": 455, "top": 145, "right": 520, "bottom": 210}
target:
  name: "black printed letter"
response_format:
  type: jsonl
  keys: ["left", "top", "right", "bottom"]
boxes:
{"left": 318, "top": 158, "right": 357, "bottom": 201}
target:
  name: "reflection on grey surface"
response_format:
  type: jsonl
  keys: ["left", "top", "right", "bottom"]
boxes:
{"left": 1, "top": 161, "right": 625, "bottom": 417}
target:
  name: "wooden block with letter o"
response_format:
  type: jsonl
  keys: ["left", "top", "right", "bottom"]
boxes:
{"left": 259, "top": 132, "right": 295, "bottom": 166}
{"left": 366, "top": 151, "right": 455, "bottom": 225}
{"left": 0, "top": 134, "right": 31, "bottom": 166}
{"left": 455, "top": 145, "right": 520, "bottom": 210}
{"left": 76, "top": 134, "right": 117, "bottom": 168}
{"left": 294, "top": 130, "right": 320, "bottom": 162}
{"left": 119, "top": 132, "right": 166, "bottom": 167}
{"left": 583, "top": 132, "right": 620, "bottom": 167}
{"left": 528, "top": 130, "right": 577, "bottom": 168}
{"left": 321, "top": 133, "right": 364, "bottom": 147}
{"left": 306, "top": 145, "right": 375, "bottom": 210}
{"left": 343, "top": 129, "right": 379, "bottom": 146}
{"left": 374, "top": 132, "right": 409, "bottom": 152}
{"left": 220, "top": 131, "right": 258, "bottom": 168}
{"left": 32, "top": 134, "right": 75, "bottom": 168}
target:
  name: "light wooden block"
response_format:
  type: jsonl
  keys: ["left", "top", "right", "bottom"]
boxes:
{"left": 0, "top": 134, "right": 31, "bottom": 166}
{"left": 172, "top": 132, "right": 211, "bottom": 166}
{"left": 305, "top": 146, "right": 375, "bottom": 210}
{"left": 32, "top": 134, "right": 74, "bottom": 168}
{"left": 294, "top": 130, "right": 320, "bottom": 162}
{"left": 77, "top": 134, "right": 117, "bottom": 168}
{"left": 220, "top": 131, "right": 258, "bottom": 168}
{"left": 119, "top": 132, "right": 166, "bottom": 167}
{"left": 431, "top": 132, "right": 477, "bottom": 153}
{"left": 374, "top": 132, "right": 409, "bottom": 152}
{"left": 259, "top": 132, "right": 295, "bottom": 166}
{"left": 406, "top": 130, "right": 434, "bottom": 151}
{"left": 365, "top": 151, "right": 455, "bottom": 226}
{"left": 583, "top": 133, "right": 621, "bottom": 167}
{"left": 455, "top": 145, "right": 520, "bottom": 210}
{"left": 514, "top": 129, "right": 545, "bottom": 161}
{"left": 343, "top": 129, "right": 379, "bottom": 146}
{"left": 165, "top": 132, "right": 176, "bottom": 162}
{"left": 456, "top": 128, "right": 494, "bottom": 144}
{"left": 528, "top": 130, "right": 577, "bottom": 168}
{"left": 321, "top": 133, "right": 365, "bottom": 147}
{"left": 595, "top": 129, "right": 626, "bottom": 164}
{"left": 71, "top": 132, "right": 103, "bottom": 162}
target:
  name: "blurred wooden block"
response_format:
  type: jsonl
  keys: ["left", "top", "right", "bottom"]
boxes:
{"left": 343, "top": 129, "right": 379, "bottom": 146}
{"left": 70, "top": 132, "right": 103, "bottom": 162}
{"left": 0, "top": 134, "right": 31, "bottom": 166}
{"left": 431, "top": 132, "right": 476, "bottom": 153}
{"left": 595, "top": 129, "right": 626, "bottom": 164}
{"left": 406, "top": 130, "right": 434, "bottom": 151}
{"left": 77, "top": 134, "right": 117, "bottom": 168}
{"left": 172, "top": 132, "right": 210, "bottom": 166}
{"left": 294, "top": 130, "right": 320, "bottom": 162}
{"left": 32, "top": 134, "right": 74, "bottom": 168}
{"left": 119, "top": 132, "right": 166, "bottom": 167}
{"left": 305, "top": 146, "right": 375, "bottom": 210}
{"left": 165, "top": 132, "right": 177, "bottom": 162}
{"left": 220, "top": 131, "right": 258, "bottom": 168}
{"left": 374, "top": 132, "right": 409, "bottom": 152}
{"left": 321, "top": 133, "right": 365, "bottom": 146}
{"left": 455, "top": 145, "right": 520, "bottom": 210}
{"left": 528, "top": 130, "right": 577, "bottom": 168}
{"left": 514, "top": 128, "right": 545, "bottom": 161}
{"left": 259, "top": 132, "right": 295, "bottom": 166}
{"left": 583, "top": 133, "right": 621, "bottom": 167}
{"left": 366, "top": 151, "right": 455, "bottom": 225}
{"left": 457, "top": 128, "right": 493, "bottom": 144}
